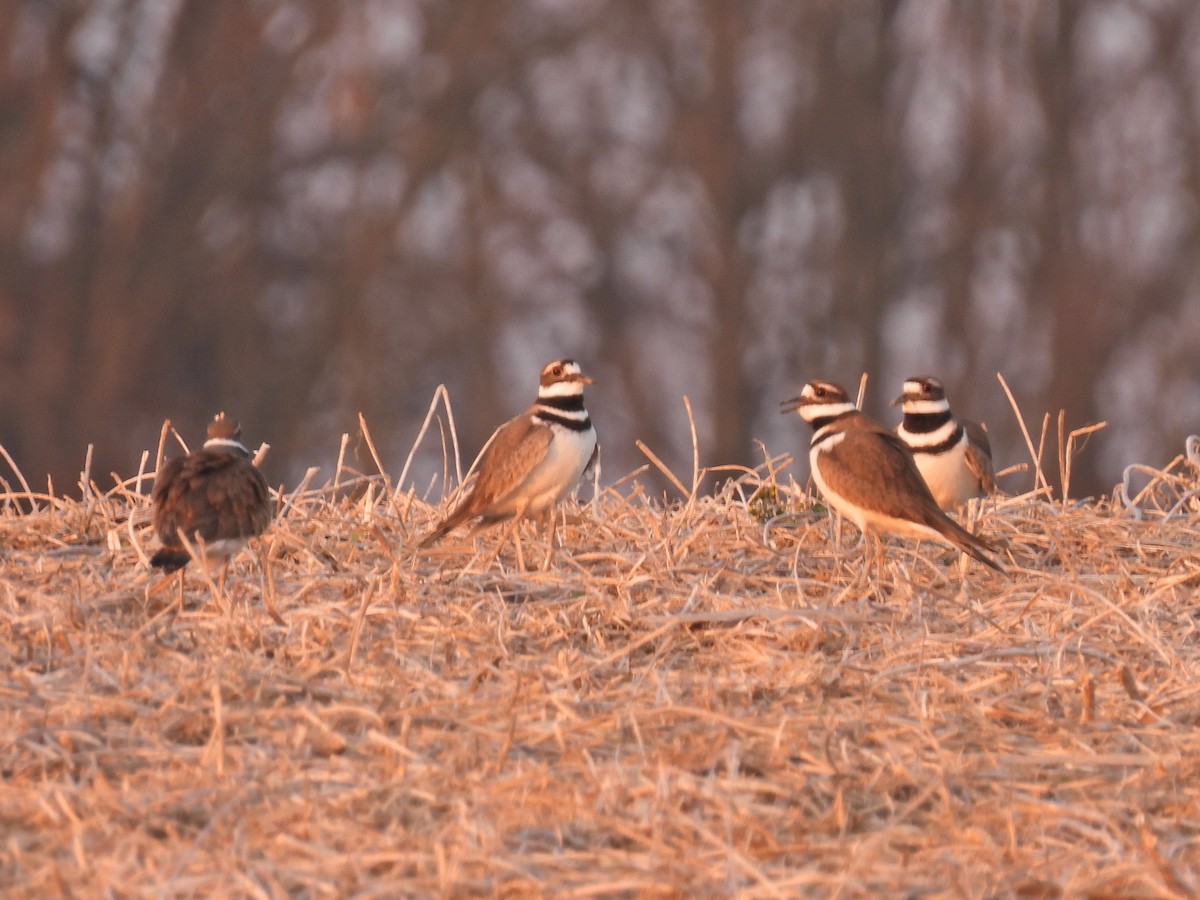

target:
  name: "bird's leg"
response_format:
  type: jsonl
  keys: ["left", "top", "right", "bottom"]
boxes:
{"left": 861, "top": 531, "right": 884, "bottom": 593}
{"left": 259, "top": 542, "right": 285, "bottom": 626}
{"left": 512, "top": 519, "right": 525, "bottom": 571}
{"left": 475, "top": 527, "right": 506, "bottom": 573}
{"left": 835, "top": 514, "right": 862, "bottom": 582}
{"left": 189, "top": 535, "right": 227, "bottom": 614}
{"left": 176, "top": 531, "right": 204, "bottom": 612}
{"left": 541, "top": 508, "right": 558, "bottom": 571}
{"left": 856, "top": 532, "right": 872, "bottom": 589}
{"left": 828, "top": 512, "right": 845, "bottom": 577}
{"left": 875, "top": 534, "right": 893, "bottom": 597}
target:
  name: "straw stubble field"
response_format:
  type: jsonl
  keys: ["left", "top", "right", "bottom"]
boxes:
{"left": 2, "top": 432, "right": 1200, "bottom": 898}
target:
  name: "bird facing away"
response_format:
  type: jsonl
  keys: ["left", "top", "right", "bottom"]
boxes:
{"left": 150, "top": 413, "right": 272, "bottom": 572}
{"left": 780, "top": 380, "right": 1005, "bottom": 574}
{"left": 419, "top": 358, "right": 598, "bottom": 549}
{"left": 894, "top": 375, "right": 995, "bottom": 511}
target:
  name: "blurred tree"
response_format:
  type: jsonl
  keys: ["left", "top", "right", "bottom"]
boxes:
{"left": 1, "top": 0, "right": 1199, "bottom": 500}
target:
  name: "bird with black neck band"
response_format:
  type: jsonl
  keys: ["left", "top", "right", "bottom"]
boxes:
{"left": 893, "top": 375, "right": 995, "bottom": 512}
{"left": 780, "top": 379, "right": 1005, "bottom": 575}
{"left": 419, "top": 358, "right": 598, "bottom": 569}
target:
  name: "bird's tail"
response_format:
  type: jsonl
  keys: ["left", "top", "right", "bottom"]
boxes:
{"left": 936, "top": 515, "right": 1006, "bottom": 574}
{"left": 417, "top": 505, "right": 473, "bottom": 549}
{"left": 150, "top": 548, "right": 191, "bottom": 572}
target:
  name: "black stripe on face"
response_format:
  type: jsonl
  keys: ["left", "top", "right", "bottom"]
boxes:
{"left": 536, "top": 411, "right": 593, "bottom": 432}
{"left": 901, "top": 411, "right": 953, "bottom": 435}
{"left": 538, "top": 394, "right": 586, "bottom": 413}
{"left": 909, "top": 424, "right": 965, "bottom": 455}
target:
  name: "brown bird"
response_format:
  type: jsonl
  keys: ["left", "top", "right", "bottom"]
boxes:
{"left": 151, "top": 412, "right": 272, "bottom": 573}
{"left": 419, "top": 358, "right": 598, "bottom": 559}
{"left": 894, "top": 375, "right": 995, "bottom": 510}
{"left": 780, "top": 380, "right": 1004, "bottom": 573}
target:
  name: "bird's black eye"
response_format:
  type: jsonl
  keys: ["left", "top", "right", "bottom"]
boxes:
{"left": 552, "top": 365, "right": 563, "bottom": 377}
{"left": 816, "top": 386, "right": 827, "bottom": 398}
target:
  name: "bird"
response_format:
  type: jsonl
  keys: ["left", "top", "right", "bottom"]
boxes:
{"left": 893, "top": 375, "right": 995, "bottom": 511}
{"left": 418, "top": 358, "right": 598, "bottom": 564}
{"left": 780, "top": 379, "right": 1004, "bottom": 573}
{"left": 150, "top": 412, "right": 272, "bottom": 574}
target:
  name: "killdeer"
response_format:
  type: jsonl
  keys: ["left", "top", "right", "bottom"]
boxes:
{"left": 780, "top": 380, "right": 1004, "bottom": 573}
{"left": 150, "top": 412, "right": 272, "bottom": 573}
{"left": 419, "top": 358, "right": 598, "bottom": 561}
{"left": 894, "top": 376, "right": 995, "bottom": 511}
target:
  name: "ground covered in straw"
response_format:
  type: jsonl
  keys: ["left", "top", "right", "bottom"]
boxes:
{"left": 2, "top": 443, "right": 1199, "bottom": 898}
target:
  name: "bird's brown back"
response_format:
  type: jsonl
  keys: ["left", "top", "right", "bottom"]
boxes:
{"left": 816, "top": 414, "right": 944, "bottom": 522}
{"left": 457, "top": 411, "right": 554, "bottom": 517}
{"left": 152, "top": 449, "right": 271, "bottom": 547}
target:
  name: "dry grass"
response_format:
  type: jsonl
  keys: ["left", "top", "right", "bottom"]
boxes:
{"left": 2, "top": 420, "right": 1200, "bottom": 899}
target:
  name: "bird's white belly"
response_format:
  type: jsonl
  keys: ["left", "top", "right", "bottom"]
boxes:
{"left": 912, "top": 438, "right": 978, "bottom": 510}
{"left": 513, "top": 427, "right": 596, "bottom": 515}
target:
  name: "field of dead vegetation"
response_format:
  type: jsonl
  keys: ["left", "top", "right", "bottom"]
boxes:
{"left": 2, "top": 427, "right": 1200, "bottom": 898}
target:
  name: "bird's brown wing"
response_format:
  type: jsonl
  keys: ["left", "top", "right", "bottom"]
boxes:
{"left": 419, "top": 413, "right": 554, "bottom": 546}
{"left": 963, "top": 419, "right": 996, "bottom": 495}
{"left": 818, "top": 417, "right": 1004, "bottom": 573}
{"left": 817, "top": 419, "right": 943, "bottom": 522}
{"left": 152, "top": 451, "right": 271, "bottom": 546}
{"left": 583, "top": 441, "right": 600, "bottom": 475}
{"left": 467, "top": 413, "right": 554, "bottom": 514}
{"left": 206, "top": 459, "right": 272, "bottom": 538}
{"left": 151, "top": 456, "right": 192, "bottom": 547}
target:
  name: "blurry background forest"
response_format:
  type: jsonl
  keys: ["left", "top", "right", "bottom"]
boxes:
{"left": 2, "top": 0, "right": 1199, "bottom": 500}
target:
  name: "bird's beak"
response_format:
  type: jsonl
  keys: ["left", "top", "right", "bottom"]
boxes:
{"left": 779, "top": 397, "right": 802, "bottom": 414}
{"left": 576, "top": 373, "right": 595, "bottom": 385}
{"left": 891, "top": 394, "right": 907, "bottom": 407}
